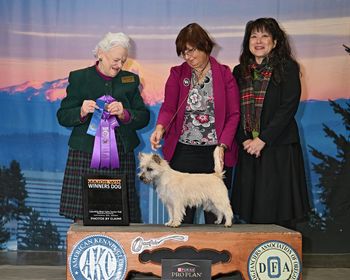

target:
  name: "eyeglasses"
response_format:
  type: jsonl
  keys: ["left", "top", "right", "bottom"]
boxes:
{"left": 181, "top": 47, "right": 197, "bottom": 59}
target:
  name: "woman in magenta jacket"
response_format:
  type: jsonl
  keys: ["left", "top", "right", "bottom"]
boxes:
{"left": 150, "top": 23, "right": 240, "bottom": 225}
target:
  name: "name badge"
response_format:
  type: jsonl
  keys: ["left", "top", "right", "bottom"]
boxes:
{"left": 121, "top": 76, "right": 135, "bottom": 83}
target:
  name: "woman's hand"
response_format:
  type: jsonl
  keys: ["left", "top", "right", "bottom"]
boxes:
{"left": 80, "top": 100, "right": 98, "bottom": 118}
{"left": 106, "top": 101, "right": 125, "bottom": 120}
{"left": 150, "top": 125, "right": 165, "bottom": 151}
{"left": 217, "top": 145, "right": 226, "bottom": 171}
{"left": 243, "top": 137, "right": 266, "bottom": 158}
{"left": 242, "top": 139, "right": 253, "bottom": 148}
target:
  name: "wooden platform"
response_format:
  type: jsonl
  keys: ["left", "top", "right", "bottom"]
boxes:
{"left": 66, "top": 223, "right": 302, "bottom": 279}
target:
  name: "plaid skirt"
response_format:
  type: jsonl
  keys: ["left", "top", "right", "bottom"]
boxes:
{"left": 59, "top": 141, "right": 141, "bottom": 223}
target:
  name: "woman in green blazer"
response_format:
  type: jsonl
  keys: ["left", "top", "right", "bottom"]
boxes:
{"left": 57, "top": 32, "right": 150, "bottom": 222}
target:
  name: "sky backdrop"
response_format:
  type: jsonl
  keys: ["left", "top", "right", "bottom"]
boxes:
{"left": 0, "top": 0, "right": 349, "bottom": 102}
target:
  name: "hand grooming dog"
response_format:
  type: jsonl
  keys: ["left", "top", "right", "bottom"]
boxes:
{"left": 138, "top": 147, "right": 233, "bottom": 227}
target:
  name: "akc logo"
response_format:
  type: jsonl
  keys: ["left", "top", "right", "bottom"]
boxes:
{"left": 69, "top": 235, "right": 127, "bottom": 280}
{"left": 248, "top": 240, "right": 301, "bottom": 280}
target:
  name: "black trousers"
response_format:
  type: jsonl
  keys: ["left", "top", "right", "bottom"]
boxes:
{"left": 169, "top": 142, "right": 233, "bottom": 224}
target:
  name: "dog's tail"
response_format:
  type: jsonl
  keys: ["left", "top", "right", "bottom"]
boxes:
{"left": 213, "top": 146, "right": 225, "bottom": 178}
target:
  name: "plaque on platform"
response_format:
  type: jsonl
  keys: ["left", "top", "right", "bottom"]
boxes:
{"left": 162, "top": 259, "right": 211, "bottom": 280}
{"left": 82, "top": 174, "right": 129, "bottom": 226}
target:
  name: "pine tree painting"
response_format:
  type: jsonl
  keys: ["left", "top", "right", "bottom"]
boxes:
{"left": 300, "top": 100, "right": 350, "bottom": 253}
{"left": 0, "top": 160, "right": 29, "bottom": 248}
{"left": 0, "top": 161, "right": 62, "bottom": 250}
{"left": 18, "top": 210, "right": 61, "bottom": 250}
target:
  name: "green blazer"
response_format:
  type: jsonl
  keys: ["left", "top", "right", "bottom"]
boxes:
{"left": 57, "top": 66, "right": 150, "bottom": 153}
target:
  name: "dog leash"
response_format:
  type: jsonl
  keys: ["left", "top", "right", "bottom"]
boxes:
{"left": 164, "top": 90, "right": 190, "bottom": 132}
{"left": 152, "top": 83, "right": 190, "bottom": 151}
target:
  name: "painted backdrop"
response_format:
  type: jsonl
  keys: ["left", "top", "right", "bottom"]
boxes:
{"left": 0, "top": 0, "right": 349, "bottom": 253}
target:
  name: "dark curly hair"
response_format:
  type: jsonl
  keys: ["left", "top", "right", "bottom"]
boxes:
{"left": 239, "top": 18, "right": 299, "bottom": 83}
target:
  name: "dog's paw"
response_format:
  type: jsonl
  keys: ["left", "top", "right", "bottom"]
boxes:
{"left": 169, "top": 221, "right": 181, "bottom": 228}
{"left": 165, "top": 221, "right": 172, "bottom": 227}
{"left": 224, "top": 221, "right": 232, "bottom": 227}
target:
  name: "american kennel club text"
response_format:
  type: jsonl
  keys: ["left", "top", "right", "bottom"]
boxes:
{"left": 69, "top": 235, "right": 127, "bottom": 280}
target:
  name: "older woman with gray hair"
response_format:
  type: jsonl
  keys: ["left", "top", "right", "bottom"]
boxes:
{"left": 57, "top": 32, "right": 150, "bottom": 223}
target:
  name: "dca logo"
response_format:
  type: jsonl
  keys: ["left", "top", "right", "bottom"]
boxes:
{"left": 69, "top": 235, "right": 127, "bottom": 280}
{"left": 248, "top": 240, "right": 301, "bottom": 280}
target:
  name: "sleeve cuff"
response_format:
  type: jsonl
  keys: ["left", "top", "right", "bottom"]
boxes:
{"left": 80, "top": 115, "right": 88, "bottom": 123}
{"left": 120, "top": 109, "right": 131, "bottom": 124}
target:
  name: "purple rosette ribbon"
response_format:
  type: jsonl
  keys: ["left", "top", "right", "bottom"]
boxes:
{"left": 90, "top": 95, "right": 120, "bottom": 169}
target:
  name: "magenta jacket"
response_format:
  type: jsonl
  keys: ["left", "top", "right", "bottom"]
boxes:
{"left": 157, "top": 56, "right": 240, "bottom": 167}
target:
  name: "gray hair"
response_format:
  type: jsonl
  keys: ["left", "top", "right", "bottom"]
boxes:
{"left": 93, "top": 32, "right": 130, "bottom": 58}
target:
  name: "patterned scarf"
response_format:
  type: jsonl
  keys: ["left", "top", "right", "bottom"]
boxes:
{"left": 240, "top": 58, "right": 273, "bottom": 137}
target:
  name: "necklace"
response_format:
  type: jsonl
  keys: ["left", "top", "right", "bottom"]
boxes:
{"left": 193, "top": 59, "right": 210, "bottom": 85}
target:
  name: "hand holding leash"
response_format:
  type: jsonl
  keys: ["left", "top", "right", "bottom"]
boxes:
{"left": 150, "top": 124, "right": 165, "bottom": 151}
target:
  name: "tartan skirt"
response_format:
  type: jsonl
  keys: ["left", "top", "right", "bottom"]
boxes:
{"left": 59, "top": 142, "right": 141, "bottom": 223}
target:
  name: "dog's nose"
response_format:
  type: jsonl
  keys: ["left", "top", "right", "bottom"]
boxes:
{"left": 139, "top": 174, "right": 145, "bottom": 181}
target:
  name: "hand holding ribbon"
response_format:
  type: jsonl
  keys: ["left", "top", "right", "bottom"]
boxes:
{"left": 81, "top": 100, "right": 98, "bottom": 118}
{"left": 89, "top": 95, "right": 120, "bottom": 169}
{"left": 106, "top": 101, "right": 126, "bottom": 120}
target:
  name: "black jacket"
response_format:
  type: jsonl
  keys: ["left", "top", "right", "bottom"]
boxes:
{"left": 233, "top": 60, "right": 301, "bottom": 146}
{"left": 57, "top": 66, "right": 150, "bottom": 153}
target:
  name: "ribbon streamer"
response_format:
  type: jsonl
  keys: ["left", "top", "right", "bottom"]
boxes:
{"left": 90, "top": 95, "right": 120, "bottom": 169}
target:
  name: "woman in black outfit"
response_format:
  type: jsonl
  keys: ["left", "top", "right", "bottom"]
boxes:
{"left": 231, "top": 18, "right": 310, "bottom": 229}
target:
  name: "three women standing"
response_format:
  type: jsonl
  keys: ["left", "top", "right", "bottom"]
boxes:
{"left": 58, "top": 20, "right": 309, "bottom": 228}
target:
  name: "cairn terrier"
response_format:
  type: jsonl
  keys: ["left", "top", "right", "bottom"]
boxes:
{"left": 138, "top": 147, "right": 233, "bottom": 227}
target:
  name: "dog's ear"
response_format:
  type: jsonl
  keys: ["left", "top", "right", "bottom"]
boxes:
{"left": 138, "top": 152, "right": 144, "bottom": 160}
{"left": 152, "top": 154, "right": 162, "bottom": 165}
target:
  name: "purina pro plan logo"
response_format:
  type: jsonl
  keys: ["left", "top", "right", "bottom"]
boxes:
{"left": 69, "top": 235, "right": 127, "bottom": 280}
{"left": 248, "top": 240, "right": 301, "bottom": 280}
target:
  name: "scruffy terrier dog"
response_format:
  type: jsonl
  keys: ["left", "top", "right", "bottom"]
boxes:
{"left": 138, "top": 147, "right": 233, "bottom": 227}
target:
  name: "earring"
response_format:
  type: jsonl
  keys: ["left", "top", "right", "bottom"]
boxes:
{"left": 98, "top": 57, "right": 102, "bottom": 62}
